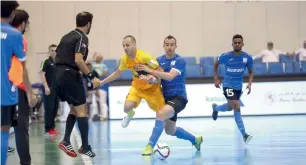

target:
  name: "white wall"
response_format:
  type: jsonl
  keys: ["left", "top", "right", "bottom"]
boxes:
{"left": 18, "top": 1, "right": 306, "bottom": 82}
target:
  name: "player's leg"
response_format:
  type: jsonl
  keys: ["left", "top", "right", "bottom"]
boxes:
{"left": 99, "top": 89, "right": 108, "bottom": 120}
{"left": 121, "top": 87, "right": 141, "bottom": 128}
{"left": 14, "top": 89, "right": 31, "bottom": 165}
{"left": 164, "top": 119, "right": 202, "bottom": 150}
{"left": 1, "top": 105, "right": 15, "bottom": 165}
{"left": 212, "top": 87, "right": 234, "bottom": 120}
{"left": 50, "top": 90, "right": 60, "bottom": 133}
{"left": 141, "top": 89, "right": 165, "bottom": 155}
{"left": 229, "top": 89, "right": 252, "bottom": 144}
{"left": 59, "top": 104, "right": 78, "bottom": 157}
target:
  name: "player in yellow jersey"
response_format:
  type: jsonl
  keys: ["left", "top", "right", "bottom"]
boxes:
{"left": 100, "top": 35, "right": 165, "bottom": 154}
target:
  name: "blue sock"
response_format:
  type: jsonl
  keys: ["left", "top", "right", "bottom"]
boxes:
{"left": 234, "top": 111, "right": 246, "bottom": 136}
{"left": 173, "top": 127, "right": 196, "bottom": 145}
{"left": 214, "top": 103, "right": 229, "bottom": 112}
{"left": 148, "top": 120, "right": 164, "bottom": 148}
{"left": 1, "top": 132, "right": 9, "bottom": 165}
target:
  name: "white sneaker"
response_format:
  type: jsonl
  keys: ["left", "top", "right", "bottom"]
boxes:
{"left": 121, "top": 111, "right": 134, "bottom": 128}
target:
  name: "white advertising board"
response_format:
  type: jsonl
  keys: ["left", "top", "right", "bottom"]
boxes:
{"left": 108, "top": 81, "right": 306, "bottom": 119}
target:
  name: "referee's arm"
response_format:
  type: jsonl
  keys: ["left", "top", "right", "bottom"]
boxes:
{"left": 74, "top": 38, "right": 90, "bottom": 75}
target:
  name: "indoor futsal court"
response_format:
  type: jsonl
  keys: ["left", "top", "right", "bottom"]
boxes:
{"left": 7, "top": 115, "right": 306, "bottom": 165}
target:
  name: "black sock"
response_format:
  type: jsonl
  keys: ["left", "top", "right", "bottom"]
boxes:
{"left": 77, "top": 117, "right": 89, "bottom": 149}
{"left": 63, "top": 114, "right": 77, "bottom": 143}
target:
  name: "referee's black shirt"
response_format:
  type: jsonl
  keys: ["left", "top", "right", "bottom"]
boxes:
{"left": 55, "top": 29, "right": 89, "bottom": 71}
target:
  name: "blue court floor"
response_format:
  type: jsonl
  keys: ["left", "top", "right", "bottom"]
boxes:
{"left": 7, "top": 115, "right": 306, "bottom": 165}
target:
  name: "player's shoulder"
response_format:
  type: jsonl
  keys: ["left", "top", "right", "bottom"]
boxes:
{"left": 1, "top": 24, "right": 22, "bottom": 39}
{"left": 137, "top": 49, "right": 152, "bottom": 58}
{"left": 219, "top": 51, "right": 232, "bottom": 59}
{"left": 174, "top": 54, "right": 185, "bottom": 63}
{"left": 241, "top": 51, "right": 253, "bottom": 59}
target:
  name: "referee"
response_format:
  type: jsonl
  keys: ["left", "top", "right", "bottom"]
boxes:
{"left": 40, "top": 44, "right": 60, "bottom": 135}
{"left": 55, "top": 11, "right": 99, "bottom": 158}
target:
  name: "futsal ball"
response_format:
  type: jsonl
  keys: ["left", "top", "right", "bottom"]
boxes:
{"left": 154, "top": 142, "right": 170, "bottom": 160}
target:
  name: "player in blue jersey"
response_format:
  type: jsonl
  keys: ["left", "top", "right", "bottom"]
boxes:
{"left": 212, "top": 34, "right": 253, "bottom": 144}
{"left": 1, "top": 1, "right": 36, "bottom": 165}
{"left": 138, "top": 35, "right": 203, "bottom": 155}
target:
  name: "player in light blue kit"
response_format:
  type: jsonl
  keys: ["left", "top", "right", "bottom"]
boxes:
{"left": 138, "top": 35, "right": 203, "bottom": 155}
{"left": 213, "top": 34, "right": 253, "bottom": 144}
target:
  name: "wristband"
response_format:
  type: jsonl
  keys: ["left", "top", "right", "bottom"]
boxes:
{"left": 87, "top": 72, "right": 95, "bottom": 80}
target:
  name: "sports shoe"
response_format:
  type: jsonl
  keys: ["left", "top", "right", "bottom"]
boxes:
{"left": 212, "top": 103, "right": 218, "bottom": 121}
{"left": 141, "top": 144, "right": 153, "bottom": 156}
{"left": 78, "top": 145, "right": 96, "bottom": 157}
{"left": 193, "top": 136, "right": 203, "bottom": 150}
{"left": 58, "top": 141, "right": 77, "bottom": 157}
{"left": 121, "top": 110, "right": 135, "bottom": 128}
{"left": 243, "top": 134, "right": 253, "bottom": 144}
{"left": 8, "top": 146, "right": 15, "bottom": 152}
{"left": 44, "top": 129, "right": 60, "bottom": 136}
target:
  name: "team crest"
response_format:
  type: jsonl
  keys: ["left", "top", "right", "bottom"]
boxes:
{"left": 243, "top": 58, "right": 247, "bottom": 63}
{"left": 171, "top": 60, "right": 176, "bottom": 66}
{"left": 133, "top": 65, "right": 138, "bottom": 70}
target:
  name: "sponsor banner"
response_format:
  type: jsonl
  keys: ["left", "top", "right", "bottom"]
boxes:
{"left": 109, "top": 81, "right": 306, "bottom": 119}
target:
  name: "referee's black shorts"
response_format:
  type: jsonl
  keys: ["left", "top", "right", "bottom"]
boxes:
{"left": 54, "top": 66, "right": 86, "bottom": 106}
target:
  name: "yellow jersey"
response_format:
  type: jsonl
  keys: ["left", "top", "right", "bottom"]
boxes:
{"left": 118, "top": 49, "right": 160, "bottom": 91}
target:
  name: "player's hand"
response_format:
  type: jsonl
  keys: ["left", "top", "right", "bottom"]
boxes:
{"left": 214, "top": 77, "right": 221, "bottom": 88}
{"left": 138, "top": 64, "right": 152, "bottom": 73}
{"left": 45, "top": 86, "right": 51, "bottom": 96}
{"left": 146, "top": 74, "right": 158, "bottom": 84}
{"left": 91, "top": 77, "right": 101, "bottom": 89}
{"left": 246, "top": 84, "right": 251, "bottom": 95}
{"left": 27, "top": 91, "right": 38, "bottom": 108}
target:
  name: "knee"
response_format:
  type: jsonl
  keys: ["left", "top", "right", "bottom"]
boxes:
{"left": 231, "top": 101, "right": 240, "bottom": 112}
{"left": 165, "top": 127, "right": 176, "bottom": 136}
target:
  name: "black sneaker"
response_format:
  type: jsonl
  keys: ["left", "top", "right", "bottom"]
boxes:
{"left": 212, "top": 103, "right": 219, "bottom": 121}
{"left": 8, "top": 146, "right": 15, "bottom": 152}
{"left": 243, "top": 134, "right": 253, "bottom": 144}
{"left": 78, "top": 145, "right": 96, "bottom": 157}
{"left": 58, "top": 141, "right": 77, "bottom": 157}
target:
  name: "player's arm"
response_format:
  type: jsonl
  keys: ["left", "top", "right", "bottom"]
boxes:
{"left": 100, "top": 56, "right": 126, "bottom": 85}
{"left": 214, "top": 55, "right": 224, "bottom": 88}
{"left": 13, "top": 34, "right": 33, "bottom": 93}
{"left": 213, "top": 59, "right": 219, "bottom": 80}
{"left": 246, "top": 56, "right": 254, "bottom": 94}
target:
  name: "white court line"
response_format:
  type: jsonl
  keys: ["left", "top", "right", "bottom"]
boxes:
{"left": 72, "top": 127, "right": 93, "bottom": 165}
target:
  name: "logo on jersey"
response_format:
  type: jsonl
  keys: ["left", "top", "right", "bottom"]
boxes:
{"left": 226, "top": 68, "right": 245, "bottom": 73}
{"left": 171, "top": 60, "right": 176, "bottom": 66}
{"left": 82, "top": 42, "right": 87, "bottom": 48}
{"left": 133, "top": 65, "right": 138, "bottom": 70}
{"left": 243, "top": 58, "right": 247, "bottom": 63}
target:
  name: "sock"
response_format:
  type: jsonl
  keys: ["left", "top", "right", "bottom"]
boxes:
{"left": 214, "top": 103, "right": 229, "bottom": 112}
{"left": 127, "top": 109, "right": 135, "bottom": 117}
{"left": 148, "top": 120, "right": 164, "bottom": 148}
{"left": 234, "top": 111, "right": 246, "bottom": 136}
{"left": 173, "top": 127, "right": 196, "bottom": 145}
{"left": 63, "top": 114, "right": 77, "bottom": 143}
{"left": 1, "top": 132, "right": 9, "bottom": 165}
{"left": 77, "top": 117, "right": 89, "bottom": 149}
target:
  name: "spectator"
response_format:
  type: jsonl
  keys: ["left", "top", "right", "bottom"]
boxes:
{"left": 292, "top": 41, "right": 306, "bottom": 61}
{"left": 253, "top": 42, "right": 290, "bottom": 63}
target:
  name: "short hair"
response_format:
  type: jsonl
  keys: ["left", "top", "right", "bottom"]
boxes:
{"left": 10, "top": 9, "right": 29, "bottom": 28}
{"left": 1, "top": 1, "right": 19, "bottom": 18}
{"left": 164, "top": 35, "right": 177, "bottom": 45}
{"left": 49, "top": 44, "right": 57, "bottom": 49}
{"left": 267, "top": 41, "right": 274, "bottom": 46}
{"left": 232, "top": 34, "right": 243, "bottom": 41}
{"left": 123, "top": 35, "right": 136, "bottom": 43}
{"left": 76, "top": 11, "right": 93, "bottom": 27}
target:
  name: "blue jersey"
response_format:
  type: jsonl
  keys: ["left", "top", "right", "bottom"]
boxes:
{"left": 1, "top": 22, "right": 26, "bottom": 106}
{"left": 157, "top": 54, "right": 187, "bottom": 100}
{"left": 218, "top": 51, "right": 253, "bottom": 90}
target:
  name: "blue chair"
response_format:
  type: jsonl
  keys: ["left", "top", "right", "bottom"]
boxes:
{"left": 268, "top": 62, "right": 284, "bottom": 75}
{"left": 284, "top": 62, "right": 301, "bottom": 74}
{"left": 302, "top": 61, "right": 306, "bottom": 73}
{"left": 253, "top": 58, "right": 262, "bottom": 64}
{"left": 200, "top": 56, "right": 214, "bottom": 66}
{"left": 104, "top": 59, "right": 117, "bottom": 68}
{"left": 186, "top": 65, "right": 202, "bottom": 78}
{"left": 279, "top": 54, "right": 293, "bottom": 63}
{"left": 253, "top": 63, "right": 268, "bottom": 76}
{"left": 202, "top": 64, "right": 214, "bottom": 77}
{"left": 218, "top": 64, "right": 225, "bottom": 77}
{"left": 183, "top": 57, "right": 197, "bottom": 65}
